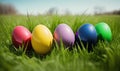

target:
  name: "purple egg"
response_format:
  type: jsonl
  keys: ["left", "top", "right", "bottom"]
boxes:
{"left": 54, "top": 24, "right": 75, "bottom": 47}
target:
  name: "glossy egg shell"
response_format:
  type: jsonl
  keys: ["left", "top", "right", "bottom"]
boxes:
{"left": 12, "top": 26, "right": 31, "bottom": 49}
{"left": 95, "top": 22, "right": 112, "bottom": 41}
{"left": 54, "top": 24, "right": 75, "bottom": 47}
{"left": 77, "top": 24, "right": 97, "bottom": 51}
{"left": 78, "top": 24, "right": 97, "bottom": 43}
{"left": 31, "top": 24, "right": 53, "bottom": 54}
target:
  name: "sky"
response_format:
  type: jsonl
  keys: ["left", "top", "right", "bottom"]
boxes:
{"left": 0, "top": 0, "right": 120, "bottom": 15}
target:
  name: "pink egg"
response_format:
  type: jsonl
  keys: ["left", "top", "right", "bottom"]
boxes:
{"left": 12, "top": 26, "right": 31, "bottom": 49}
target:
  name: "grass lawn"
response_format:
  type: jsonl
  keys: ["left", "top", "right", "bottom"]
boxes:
{"left": 0, "top": 15, "right": 120, "bottom": 71}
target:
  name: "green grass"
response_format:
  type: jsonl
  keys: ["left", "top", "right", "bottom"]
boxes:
{"left": 0, "top": 15, "right": 120, "bottom": 71}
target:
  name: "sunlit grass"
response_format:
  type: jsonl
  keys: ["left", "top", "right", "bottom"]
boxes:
{"left": 0, "top": 15, "right": 120, "bottom": 71}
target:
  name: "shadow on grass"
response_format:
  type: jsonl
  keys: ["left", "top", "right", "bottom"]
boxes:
{"left": 8, "top": 44, "right": 47, "bottom": 60}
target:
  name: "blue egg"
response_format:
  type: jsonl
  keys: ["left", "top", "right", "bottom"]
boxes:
{"left": 76, "top": 23, "right": 97, "bottom": 51}
{"left": 78, "top": 24, "right": 97, "bottom": 43}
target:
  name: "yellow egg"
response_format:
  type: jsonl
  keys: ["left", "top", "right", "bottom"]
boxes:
{"left": 31, "top": 24, "right": 53, "bottom": 54}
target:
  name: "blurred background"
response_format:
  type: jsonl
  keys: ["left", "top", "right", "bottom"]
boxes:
{"left": 0, "top": 0, "right": 120, "bottom": 15}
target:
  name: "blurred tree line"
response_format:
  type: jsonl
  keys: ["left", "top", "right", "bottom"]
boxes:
{"left": 103, "top": 10, "right": 120, "bottom": 15}
{"left": 0, "top": 3, "right": 120, "bottom": 15}
{"left": 94, "top": 6, "right": 120, "bottom": 15}
{"left": 0, "top": 3, "right": 17, "bottom": 15}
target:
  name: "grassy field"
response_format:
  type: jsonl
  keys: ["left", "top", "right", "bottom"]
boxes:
{"left": 0, "top": 15, "right": 120, "bottom": 71}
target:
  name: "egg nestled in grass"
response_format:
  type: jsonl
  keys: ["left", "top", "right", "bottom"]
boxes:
{"left": 12, "top": 26, "right": 31, "bottom": 49}
{"left": 54, "top": 23, "right": 75, "bottom": 47}
{"left": 95, "top": 22, "right": 112, "bottom": 41}
{"left": 76, "top": 24, "right": 97, "bottom": 51}
{"left": 31, "top": 24, "right": 53, "bottom": 54}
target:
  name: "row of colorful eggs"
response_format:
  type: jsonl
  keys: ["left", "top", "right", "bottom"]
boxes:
{"left": 12, "top": 22, "right": 112, "bottom": 54}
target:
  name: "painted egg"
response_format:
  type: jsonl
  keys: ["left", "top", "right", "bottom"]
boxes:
{"left": 95, "top": 22, "right": 112, "bottom": 41}
{"left": 12, "top": 26, "right": 31, "bottom": 49}
{"left": 77, "top": 24, "right": 97, "bottom": 51}
{"left": 78, "top": 23, "right": 97, "bottom": 43}
{"left": 54, "top": 24, "right": 75, "bottom": 47}
{"left": 31, "top": 24, "right": 53, "bottom": 54}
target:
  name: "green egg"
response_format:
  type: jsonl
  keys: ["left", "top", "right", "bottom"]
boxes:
{"left": 95, "top": 22, "right": 112, "bottom": 41}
